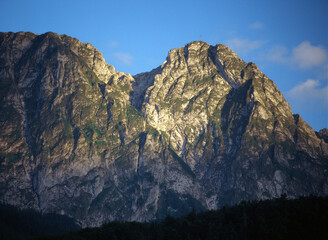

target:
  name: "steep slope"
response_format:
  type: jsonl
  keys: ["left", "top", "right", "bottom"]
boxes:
{"left": 0, "top": 32, "right": 147, "bottom": 226}
{"left": 133, "top": 41, "right": 328, "bottom": 206}
{"left": 0, "top": 33, "right": 327, "bottom": 227}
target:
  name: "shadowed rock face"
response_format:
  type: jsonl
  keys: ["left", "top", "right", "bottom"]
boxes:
{"left": 0, "top": 32, "right": 327, "bottom": 227}
{"left": 316, "top": 128, "right": 328, "bottom": 143}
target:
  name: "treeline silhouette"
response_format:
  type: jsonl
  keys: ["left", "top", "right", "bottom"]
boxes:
{"left": 31, "top": 195, "right": 328, "bottom": 240}
{"left": 0, "top": 203, "right": 80, "bottom": 240}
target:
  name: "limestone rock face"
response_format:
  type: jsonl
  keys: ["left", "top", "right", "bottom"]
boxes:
{"left": 0, "top": 33, "right": 327, "bottom": 227}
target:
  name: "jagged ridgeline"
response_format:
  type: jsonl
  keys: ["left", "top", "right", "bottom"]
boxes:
{"left": 0, "top": 32, "right": 327, "bottom": 227}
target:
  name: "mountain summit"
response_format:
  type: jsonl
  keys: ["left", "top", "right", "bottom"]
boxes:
{"left": 0, "top": 32, "right": 327, "bottom": 226}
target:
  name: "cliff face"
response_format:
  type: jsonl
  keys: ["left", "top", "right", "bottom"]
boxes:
{"left": 0, "top": 32, "right": 327, "bottom": 227}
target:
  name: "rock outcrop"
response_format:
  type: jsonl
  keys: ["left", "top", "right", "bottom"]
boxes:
{"left": 0, "top": 32, "right": 327, "bottom": 227}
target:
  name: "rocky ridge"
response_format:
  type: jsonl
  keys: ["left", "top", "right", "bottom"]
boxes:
{"left": 0, "top": 32, "right": 327, "bottom": 227}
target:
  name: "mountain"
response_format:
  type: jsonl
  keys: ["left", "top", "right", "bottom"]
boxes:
{"left": 0, "top": 32, "right": 327, "bottom": 227}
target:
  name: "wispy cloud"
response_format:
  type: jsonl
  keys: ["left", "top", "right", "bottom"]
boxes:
{"left": 225, "top": 38, "right": 264, "bottom": 55}
{"left": 266, "top": 45, "right": 289, "bottom": 63}
{"left": 320, "top": 63, "right": 328, "bottom": 79}
{"left": 266, "top": 41, "right": 327, "bottom": 69}
{"left": 110, "top": 41, "right": 119, "bottom": 48}
{"left": 248, "top": 21, "right": 264, "bottom": 29}
{"left": 113, "top": 52, "right": 134, "bottom": 65}
{"left": 287, "top": 79, "right": 328, "bottom": 109}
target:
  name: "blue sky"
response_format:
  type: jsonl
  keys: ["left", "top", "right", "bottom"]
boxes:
{"left": 1, "top": 0, "right": 327, "bottom": 130}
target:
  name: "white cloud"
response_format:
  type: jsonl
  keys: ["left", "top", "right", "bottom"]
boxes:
{"left": 266, "top": 41, "right": 327, "bottom": 69}
{"left": 292, "top": 41, "right": 327, "bottom": 69}
{"left": 225, "top": 38, "right": 264, "bottom": 55}
{"left": 113, "top": 52, "right": 134, "bottom": 65}
{"left": 287, "top": 79, "right": 328, "bottom": 109}
{"left": 249, "top": 21, "right": 264, "bottom": 29}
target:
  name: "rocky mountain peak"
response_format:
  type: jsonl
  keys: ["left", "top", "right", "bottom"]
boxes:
{"left": 317, "top": 128, "right": 328, "bottom": 143}
{"left": 185, "top": 40, "right": 210, "bottom": 48}
{"left": 0, "top": 32, "right": 327, "bottom": 227}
